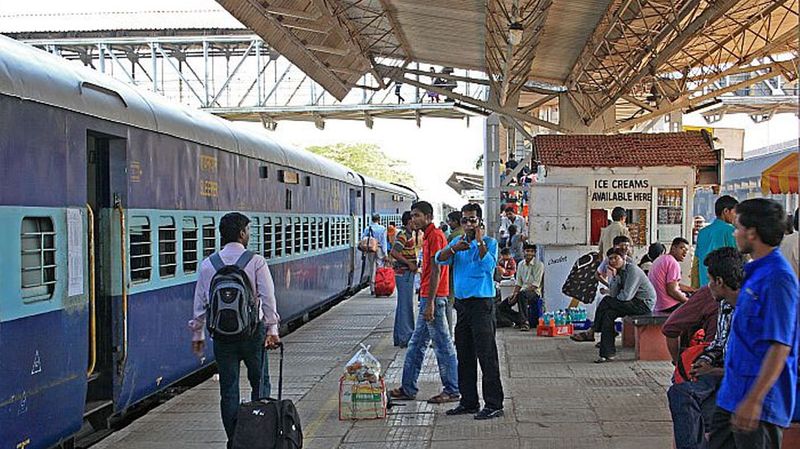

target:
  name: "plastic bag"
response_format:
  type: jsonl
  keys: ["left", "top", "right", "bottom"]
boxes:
{"left": 344, "top": 344, "right": 381, "bottom": 383}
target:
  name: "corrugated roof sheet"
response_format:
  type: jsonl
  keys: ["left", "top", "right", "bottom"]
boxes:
{"left": 535, "top": 132, "right": 718, "bottom": 168}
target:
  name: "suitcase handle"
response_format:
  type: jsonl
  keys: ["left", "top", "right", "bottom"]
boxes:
{"left": 259, "top": 341, "right": 284, "bottom": 401}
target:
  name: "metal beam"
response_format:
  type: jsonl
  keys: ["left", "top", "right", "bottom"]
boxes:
{"left": 609, "top": 60, "right": 797, "bottom": 132}
{"left": 518, "top": 94, "right": 556, "bottom": 113}
{"left": 377, "top": 64, "right": 567, "bottom": 133}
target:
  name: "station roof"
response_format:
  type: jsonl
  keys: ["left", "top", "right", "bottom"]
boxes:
{"left": 534, "top": 132, "right": 718, "bottom": 168}
{"left": 214, "top": 0, "right": 798, "bottom": 130}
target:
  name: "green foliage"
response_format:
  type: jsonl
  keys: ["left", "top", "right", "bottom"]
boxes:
{"left": 306, "top": 143, "right": 415, "bottom": 186}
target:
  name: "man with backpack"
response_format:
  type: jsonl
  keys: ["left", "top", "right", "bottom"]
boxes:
{"left": 662, "top": 247, "right": 743, "bottom": 449}
{"left": 188, "top": 212, "right": 281, "bottom": 449}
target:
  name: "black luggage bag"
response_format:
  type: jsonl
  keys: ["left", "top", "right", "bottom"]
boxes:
{"left": 232, "top": 343, "right": 303, "bottom": 449}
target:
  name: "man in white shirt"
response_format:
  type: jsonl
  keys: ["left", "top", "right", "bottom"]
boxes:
{"left": 499, "top": 206, "right": 527, "bottom": 245}
{"left": 362, "top": 213, "right": 389, "bottom": 294}
{"left": 497, "top": 243, "right": 544, "bottom": 331}
{"left": 188, "top": 212, "right": 280, "bottom": 449}
{"left": 598, "top": 206, "right": 630, "bottom": 257}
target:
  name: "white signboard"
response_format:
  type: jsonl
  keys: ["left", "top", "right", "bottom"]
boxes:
{"left": 67, "top": 208, "right": 84, "bottom": 297}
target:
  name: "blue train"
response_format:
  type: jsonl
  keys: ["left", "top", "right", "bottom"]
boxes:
{"left": 0, "top": 35, "right": 416, "bottom": 449}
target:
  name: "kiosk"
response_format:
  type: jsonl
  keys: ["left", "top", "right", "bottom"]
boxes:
{"left": 527, "top": 132, "right": 723, "bottom": 317}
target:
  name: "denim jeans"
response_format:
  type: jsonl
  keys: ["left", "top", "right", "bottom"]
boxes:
{"left": 394, "top": 271, "right": 416, "bottom": 347}
{"left": 401, "top": 297, "right": 460, "bottom": 397}
{"left": 445, "top": 297, "right": 455, "bottom": 339}
{"left": 667, "top": 374, "right": 722, "bottom": 449}
{"left": 212, "top": 324, "right": 270, "bottom": 445}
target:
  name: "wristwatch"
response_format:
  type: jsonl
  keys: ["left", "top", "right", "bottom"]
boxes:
{"left": 476, "top": 240, "right": 485, "bottom": 247}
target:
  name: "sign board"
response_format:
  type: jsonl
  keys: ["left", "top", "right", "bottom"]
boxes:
{"left": 683, "top": 125, "right": 744, "bottom": 161}
{"left": 529, "top": 185, "right": 588, "bottom": 245}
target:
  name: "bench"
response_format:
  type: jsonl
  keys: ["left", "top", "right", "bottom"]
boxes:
{"left": 622, "top": 312, "right": 671, "bottom": 361}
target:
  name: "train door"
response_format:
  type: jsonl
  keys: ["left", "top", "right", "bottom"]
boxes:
{"left": 348, "top": 188, "right": 357, "bottom": 286}
{"left": 85, "top": 131, "right": 127, "bottom": 427}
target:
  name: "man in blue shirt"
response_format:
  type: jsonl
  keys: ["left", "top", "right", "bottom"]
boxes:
{"left": 695, "top": 195, "right": 738, "bottom": 287}
{"left": 709, "top": 198, "right": 799, "bottom": 449}
{"left": 361, "top": 213, "right": 388, "bottom": 295}
{"left": 436, "top": 203, "right": 504, "bottom": 420}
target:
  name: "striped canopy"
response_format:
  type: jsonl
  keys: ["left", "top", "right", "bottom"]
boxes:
{"left": 761, "top": 152, "right": 799, "bottom": 195}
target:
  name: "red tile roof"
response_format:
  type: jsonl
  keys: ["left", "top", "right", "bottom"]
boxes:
{"left": 534, "top": 132, "right": 718, "bottom": 168}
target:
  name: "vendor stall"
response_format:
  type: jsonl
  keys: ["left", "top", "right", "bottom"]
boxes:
{"left": 527, "top": 132, "right": 722, "bottom": 318}
{"left": 761, "top": 151, "right": 798, "bottom": 195}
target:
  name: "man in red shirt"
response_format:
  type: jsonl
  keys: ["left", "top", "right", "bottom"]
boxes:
{"left": 389, "top": 201, "right": 460, "bottom": 404}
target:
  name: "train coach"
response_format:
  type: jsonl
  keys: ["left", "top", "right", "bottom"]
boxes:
{"left": 0, "top": 35, "right": 415, "bottom": 449}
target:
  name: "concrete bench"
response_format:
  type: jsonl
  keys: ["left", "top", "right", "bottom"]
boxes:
{"left": 622, "top": 312, "right": 671, "bottom": 361}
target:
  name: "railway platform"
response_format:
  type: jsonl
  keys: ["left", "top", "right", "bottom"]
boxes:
{"left": 93, "top": 290, "right": 675, "bottom": 449}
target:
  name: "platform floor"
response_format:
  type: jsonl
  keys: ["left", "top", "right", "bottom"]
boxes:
{"left": 93, "top": 290, "right": 675, "bottom": 449}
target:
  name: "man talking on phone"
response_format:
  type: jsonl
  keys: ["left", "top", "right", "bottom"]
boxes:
{"left": 436, "top": 203, "right": 504, "bottom": 420}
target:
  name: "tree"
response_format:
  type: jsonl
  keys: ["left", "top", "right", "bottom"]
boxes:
{"left": 306, "top": 143, "right": 415, "bottom": 186}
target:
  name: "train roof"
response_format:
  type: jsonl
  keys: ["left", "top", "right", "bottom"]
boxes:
{"left": 360, "top": 174, "right": 417, "bottom": 198}
{"left": 0, "top": 35, "right": 360, "bottom": 185}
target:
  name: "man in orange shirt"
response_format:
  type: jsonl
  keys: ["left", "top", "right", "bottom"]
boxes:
{"left": 389, "top": 201, "right": 460, "bottom": 404}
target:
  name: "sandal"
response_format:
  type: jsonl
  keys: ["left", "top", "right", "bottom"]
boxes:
{"left": 594, "top": 356, "right": 616, "bottom": 364}
{"left": 389, "top": 388, "right": 415, "bottom": 400}
{"left": 427, "top": 392, "right": 460, "bottom": 404}
{"left": 570, "top": 331, "right": 595, "bottom": 342}
{"left": 519, "top": 324, "right": 531, "bottom": 332}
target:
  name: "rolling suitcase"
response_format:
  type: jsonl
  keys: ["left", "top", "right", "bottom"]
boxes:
{"left": 232, "top": 343, "right": 303, "bottom": 449}
{"left": 374, "top": 267, "right": 396, "bottom": 297}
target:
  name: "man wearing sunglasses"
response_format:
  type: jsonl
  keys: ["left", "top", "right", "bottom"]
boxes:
{"left": 436, "top": 203, "right": 504, "bottom": 420}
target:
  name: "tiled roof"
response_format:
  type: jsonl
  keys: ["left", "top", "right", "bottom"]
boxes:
{"left": 534, "top": 132, "right": 718, "bottom": 168}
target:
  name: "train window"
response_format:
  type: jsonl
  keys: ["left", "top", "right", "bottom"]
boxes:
{"left": 249, "top": 217, "right": 261, "bottom": 255}
{"left": 158, "top": 216, "right": 177, "bottom": 278}
{"left": 182, "top": 217, "right": 198, "bottom": 273}
{"left": 293, "top": 218, "right": 302, "bottom": 254}
{"left": 324, "top": 218, "right": 331, "bottom": 248}
{"left": 129, "top": 216, "right": 152, "bottom": 284}
{"left": 316, "top": 218, "right": 324, "bottom": 250}
{"left": 285, "top": 189, "right": 292, "bottom": 210}
{"left": 274, "top": 218, "right": 284, "bottom": 258}
{"left": 263, "top": 218, "right": 273, "bottom": 259}
{"left": 304, "top": 176, "right": 311, "bottom": 187}
{"left": 20, "top": 217, "right": 56, "bottom": 301}
{"left": 259, "top": 166, "right": 269, "bottom": 179}
{"left": 302, "top": 217, "right": 310, "bottom": 252}
{"left": 335, "top": 218, "right": 342, "bottom": 246}
{"left": 202, "top": 217, "right": 216, "bottom": 258}
{"left": 284, "top": 219, "right": 293, "bottom": 256}
{"left": 345, "top": 221, "right": 352, "bottom": 246}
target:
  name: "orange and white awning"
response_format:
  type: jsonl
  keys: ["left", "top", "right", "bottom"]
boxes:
{"left": 761, "top": 152, "right": 799, "bottom": 195}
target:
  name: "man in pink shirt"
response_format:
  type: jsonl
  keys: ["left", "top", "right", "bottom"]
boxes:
{"left": 649, "top": 237, "right": 691, "bottom": 313}
{"left": 188, "top": 212, "right": 281, "bottom": 449}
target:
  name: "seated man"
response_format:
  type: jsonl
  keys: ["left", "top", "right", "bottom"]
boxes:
{"left": 571, "top": 248, "right": 656, "bottom": 363}
{"left": 497, "top": 244, "right": 543, "bottom": 331}
{"left": 497, "top": 248, "right": 517, "bottom": 280}
{"left": 663, "top": 247, "right": 743, "bottom": 449}
{"left": 649, "top": 237, "right": 692, "bottom": 313}
{"left": 595, "top": 235, "right": 633, "bottom": 287}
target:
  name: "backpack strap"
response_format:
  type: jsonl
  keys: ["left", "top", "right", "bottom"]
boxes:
{"left": 234, "top": 250, "right": 255, "bottom": 270}
{"left": 209, "top": 252, "right": 225, "bottom": 272}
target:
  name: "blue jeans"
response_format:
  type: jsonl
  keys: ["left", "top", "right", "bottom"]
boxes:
{"left": 212, "top": 324, "right": 270, "bottom": 444}
{"left": 401, "top": 297, "right": 459, "bottom": 397}
{"left": 667, "top": 374, "right": 722, "bottom": 449}
{"left": 394, "top": 271, "right": 416, "bottom": 346}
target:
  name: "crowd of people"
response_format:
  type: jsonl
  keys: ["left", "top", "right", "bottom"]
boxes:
{"left": 186, "top": 189, "right": 798, "bottom": 446}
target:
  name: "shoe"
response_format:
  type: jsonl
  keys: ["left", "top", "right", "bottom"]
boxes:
{"left": 388, "top": 388, "right": 416, "bottom": 400}
{"left": 446, "top": 404, "right": 479, "bottom": 415}
{"left": 427, "top": 392, "right": 461, "bottom": 404}
{"left": 570, "top": 331, "right": 595, "bottom": 342}
{"left": 474, "top": 407, "right": 504, "bottom": 420}
{"left": 594, "top": 356, "right": 616, "bottom": 363}
{"left": 519, "top": 324, "right": 531, "bottom": 332}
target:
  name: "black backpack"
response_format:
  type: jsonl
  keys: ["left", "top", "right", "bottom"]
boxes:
{"left": 206, "top": 251, "right": 259, "bottom": 340}
{"left": 232, "top": 344, "right": 303, "bottom": 449}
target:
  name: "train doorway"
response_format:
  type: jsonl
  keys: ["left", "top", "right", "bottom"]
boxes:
{"left": 85, "top": 131, "right": 127, "bottom": 426}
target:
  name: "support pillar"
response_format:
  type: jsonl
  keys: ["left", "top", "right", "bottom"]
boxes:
{"left": 558, "top": 93, "right": 616, "bottom": 134}
{"left": 484, "top": 113, "right": 502, "bottom": 238}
